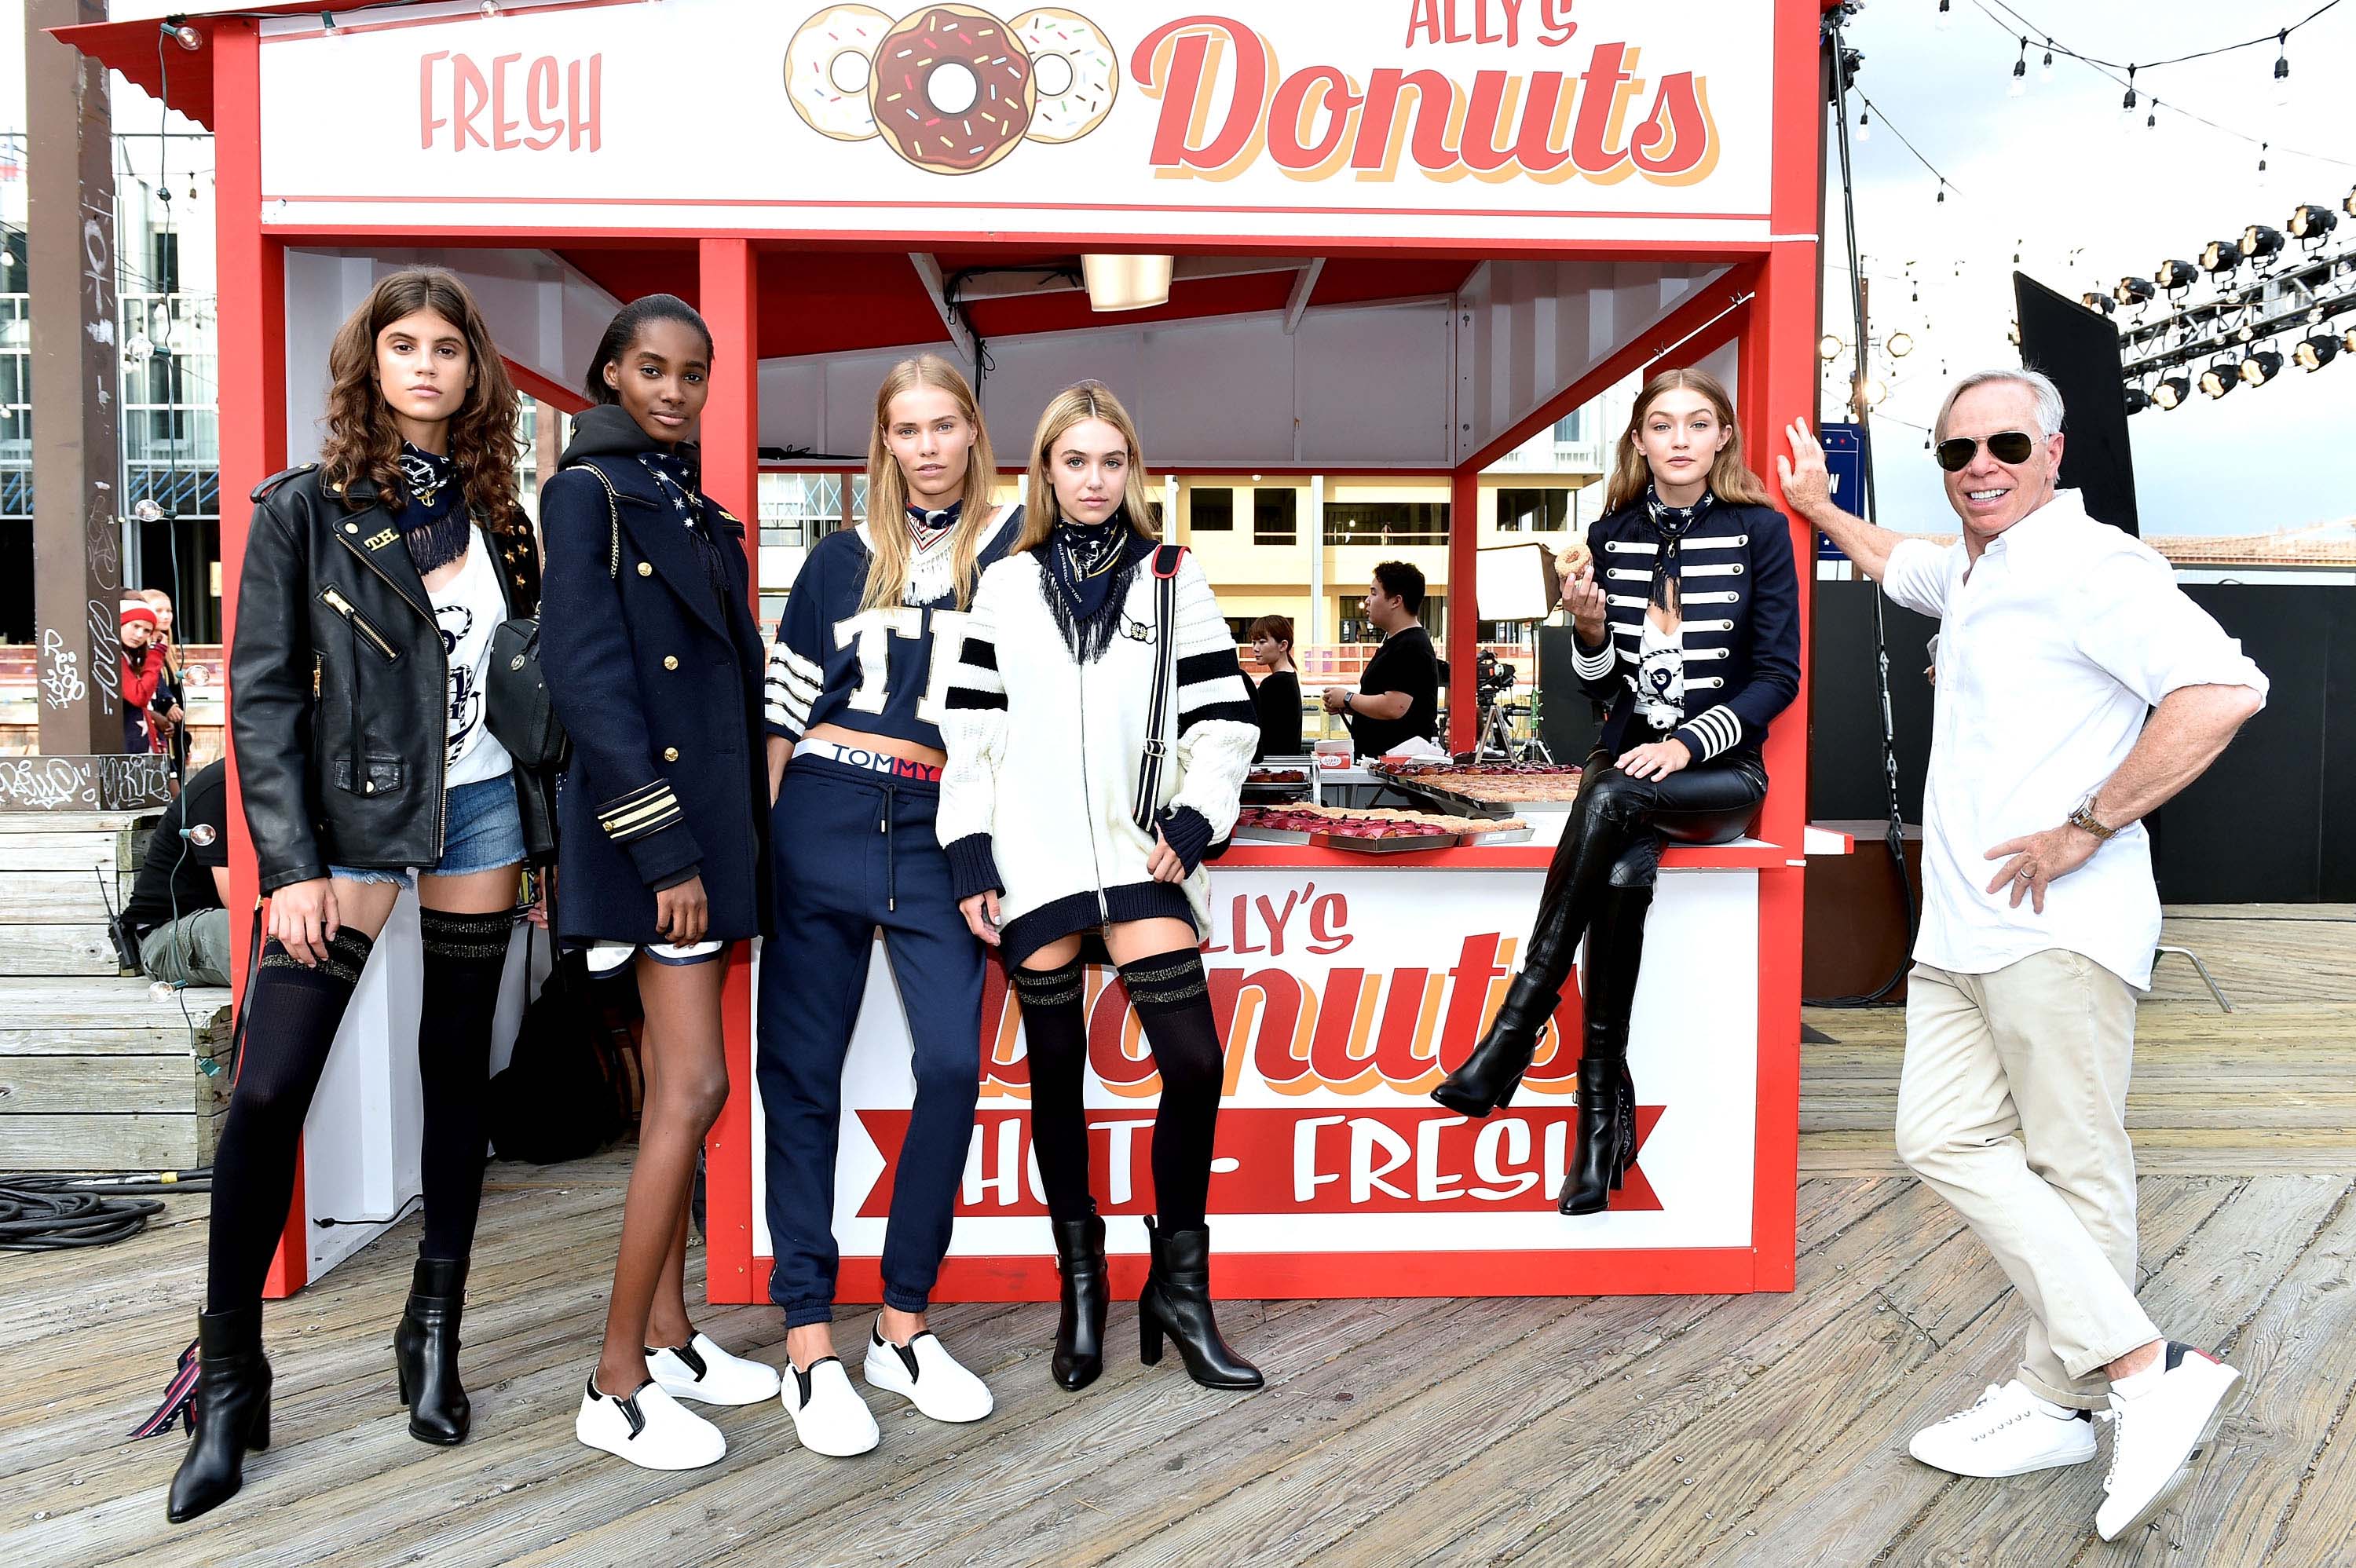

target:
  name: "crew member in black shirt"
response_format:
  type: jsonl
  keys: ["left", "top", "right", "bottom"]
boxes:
{"left": 1323, "top": 560, "right": 1440, "bottom": 756}
{"left": 124, "top": 758, "right": 232, "bottom": 986}
{"left": 1246, "top": 614, "right": 1304, "bottom": 758}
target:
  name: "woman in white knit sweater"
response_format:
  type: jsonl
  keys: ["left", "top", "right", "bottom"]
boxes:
{"left": 938, "top": 381, "right": 1264, "bottom": 1394}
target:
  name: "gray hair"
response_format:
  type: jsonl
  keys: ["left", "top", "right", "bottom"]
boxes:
{"left": 1933, "top": 367, "right": 2066, "bottom": 441}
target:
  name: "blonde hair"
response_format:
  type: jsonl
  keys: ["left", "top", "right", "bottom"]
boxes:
{"left": 1014, "top": 380, "right": 1160, "bottom": 554}
{"left": 1602, "top": 367, "right": 1775, "bottom": 515}
{"left": 861, "top": 354, "right": 999, "bottom": 612}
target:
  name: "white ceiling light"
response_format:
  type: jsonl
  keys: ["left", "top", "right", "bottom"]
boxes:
{"left": 1082, "top": 254, "right": 1173, "bottom": 313}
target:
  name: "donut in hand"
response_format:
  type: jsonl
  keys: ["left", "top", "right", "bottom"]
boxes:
{"left": 1553, "top": 538, "right": 1594, "bottom": 579}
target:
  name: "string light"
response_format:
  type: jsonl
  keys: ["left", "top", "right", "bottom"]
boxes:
{"left": 2010, "top": 36, "right": 2029, "bottom": 97}
{"left": 1937, "top": 0, "right": 1953, "bottom": 31}
{"left": 2041, "top": 38, "right": 2054, "bottom": 81}
{"left": 2274, "top": 28, "right": 2292, "bottom": 107}
{"left": 2119, "top": 64, "right": 2138, "bottom": 126}
{"left": 1856, "top": 110, "right": 1871, "bottom": 144}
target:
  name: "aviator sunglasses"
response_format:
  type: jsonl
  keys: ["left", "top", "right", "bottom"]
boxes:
{"left": 1934, "top": 429, "right": 2039, "bottom": 472}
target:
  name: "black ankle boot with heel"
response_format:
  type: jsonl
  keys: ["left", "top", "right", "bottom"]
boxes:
{"left": 166, "top": 1307, "right": 273, "bottom": 1523}
{"left": 1137, "top": 1218, "right": 1262, "bottom": 1391}
{"left": 1432, "top": 971, "right": 1560, "bottom": 1117}
{"left": 393, "top": 1255, "right": 470, "bottom": 1445}
{"left": 1051, "top": 1207, "right": 1109, "bottom": 1391}
{"left": 1560, "top": 1058, "right": 1633, "bottom": 1214}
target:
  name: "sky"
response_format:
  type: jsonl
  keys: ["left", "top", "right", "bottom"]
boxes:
{"left": 1827, "top": 0, "right": 2356, "bottom": 535}
{"left": 4, "top": 1, "right": 2350, "bottom": 537}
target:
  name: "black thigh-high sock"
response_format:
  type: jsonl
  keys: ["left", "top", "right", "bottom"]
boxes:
{"left": 1012, "top": 958, "right": 1094, "bottom": 1224}
{"left": 415, "top": 908, "right": 514, "bottom": 1261}
{"left": 1118, "top": 948, "right": 1224, "bottom": 1233}
{"left": 204, "top": 929, "right": 378, "bottom": 1311}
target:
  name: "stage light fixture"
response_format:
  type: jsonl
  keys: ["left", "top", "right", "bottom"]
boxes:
{"left": 2240, "top": 349, "right": 2284, "bottom": 386}
{"left": 2199, "top": 239, "right": 2241, "bottom": 272}
{"left": 2295, "top": 334, "right": 2340, "bottom": 371}
{"left": 2113, "top": 276, "right": 2157, "bottom": 309}
{"left": 2345, "top": 185, "right": 2356, "bottom": 217}
{"left": 2121, "top": 386, "right": 2152, "bottom": 413}
{"left": 2288, "top": 204, "right": 2340, "bottom": 242}
{"left": 2343, "top": 325, "right": 2356, "bottom": 355}
{"left": 1081, "top": 254, "right": 1173, "bottom": 312}
{"left": 2198, "top": 360, "right": 2238, "bottom": 399}
{"left": 1887, "top": 331, "right": 1915, "bottom": 357}
{"left": 2081, "top": 291, "right": 2116, "bottom": 316}
{"left": 2241, "top": 225, "right": 2285, "bottom": 260}
{"left": 1819, "top": 333, "right": 1844, "bottom": 360}
{"left": 2153, "top": 375, "right": 2191, "bottom": 410}
{"left": 2153, "top": 258, "right": 2199, "bottom": 291}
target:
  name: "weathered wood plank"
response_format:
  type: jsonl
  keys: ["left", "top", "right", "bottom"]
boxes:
{"left": 0, "top": 1111, "right": 220, "bottom": 1170}
{"left": 0, "top": 1052, "right": 228, "bottom": 1117}
{"left": 0, "top": 978, "right": 232, "bottom": 1032}
{"left": 0, "top": 869, "right": 138, "bottom": 924}
{"left": 0, "top": 925, "right": 123, "bottom": 977}
{"left": 0, "top": 832, "right": 131, "bottom": 872}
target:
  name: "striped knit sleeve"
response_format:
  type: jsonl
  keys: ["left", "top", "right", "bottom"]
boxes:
{"left": 1571, "top": 630, "right": 1619, "bottom": 695}
{"left": 1165, "top": 556, "right": 1259, "bottom": 840}
{"left": 937, "top": 565, "right": 1010, "bottom": 900}
{"left": 763, "top": 552, "right": 826, "bottom": 740}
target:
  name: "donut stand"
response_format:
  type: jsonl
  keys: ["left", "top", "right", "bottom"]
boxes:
{"left": 62, "top": 0, "right": 1829, "bottom": 1300}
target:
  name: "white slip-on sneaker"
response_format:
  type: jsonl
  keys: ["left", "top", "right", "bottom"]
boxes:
{"left": 648, "top": 1332, "right": 781, "bottom": 1406}
{"left": 2097, "top": 1342, "right": 2244, "bottom": 1541}
{"left": 781, "top": 1355, "right": 880, "bottom": 1457}
{"left": 862, "top": 1319, "right": 994, "bottom": 1424}
{"left": 574, "top": 1376, "right": 726, "bottom": 1471}
{"left": 1907, "top": 1380, "right": 2100, "bottom": 1478}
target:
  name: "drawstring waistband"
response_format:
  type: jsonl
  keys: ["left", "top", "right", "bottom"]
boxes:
{"left": 879, "top": 779, "right": 897, "bottom": 912}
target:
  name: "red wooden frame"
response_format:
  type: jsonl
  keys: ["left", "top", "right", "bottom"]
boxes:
{"left": 169, "top": 0, "right": 1824, "bottom": 1304}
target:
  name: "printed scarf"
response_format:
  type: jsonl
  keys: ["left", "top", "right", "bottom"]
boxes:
{"left": 396, "top": 442, "right": 470, "bottom": 576}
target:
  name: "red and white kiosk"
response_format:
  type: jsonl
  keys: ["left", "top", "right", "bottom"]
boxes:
{"left": 66, "top": 0, "right": 1827, "bottom": 1303}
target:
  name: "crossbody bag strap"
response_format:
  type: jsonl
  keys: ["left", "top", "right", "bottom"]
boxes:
{"left": 560, "top": 462, "right": 624, "bottom": 581}
{"left": 1132, "top": 545, "right": 1187, "bottom": 833}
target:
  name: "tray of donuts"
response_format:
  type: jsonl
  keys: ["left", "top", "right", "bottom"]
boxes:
{"left": 786, "top": 5, "right": 1122, "bottom": 176}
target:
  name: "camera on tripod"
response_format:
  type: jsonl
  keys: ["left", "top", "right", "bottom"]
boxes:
{"left": 1475, "top": 649, "right": 1517, "bottom": 708}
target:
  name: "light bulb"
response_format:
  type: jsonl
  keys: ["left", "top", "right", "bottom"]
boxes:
{"left": 2274, "top": 44, "right": 2292, "bottom": 107}
{"left": 2041, "top": 46, "right": 2054, "bottom": 82}
{"left": 1856, "top": 111, "right": 1871, "bottom": 144}
{"left": 1937, "top": 0, "right": 1952, "bottom": 31}
{"left": 2010, "top": 62, "right": 2028, "bottom": 97}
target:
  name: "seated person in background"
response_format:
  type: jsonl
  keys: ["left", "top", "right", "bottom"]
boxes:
{"left": 1246, "top": 614, "right": 1303, "bottom": 759}
{"left": 120, "top": 601, "right": 163, "bottom": 755}
{"left": 124, "top": 758, "right": 232, "bottom": 987}
{"left": 1321, "top": 560, "right": 1440, "bottom": 756}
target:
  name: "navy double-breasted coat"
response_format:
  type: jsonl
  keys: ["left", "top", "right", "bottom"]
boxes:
{"left": 539, "top": 408, "right": 771, "bottom": 948}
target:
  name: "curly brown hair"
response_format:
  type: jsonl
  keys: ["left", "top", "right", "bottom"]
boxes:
{"left": 319, "top": 269, "right": 522, "bottom": 527}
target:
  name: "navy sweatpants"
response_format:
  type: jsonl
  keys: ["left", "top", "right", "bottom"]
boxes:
{"left": 759, "top": 755, "right": 985, "bottom": 1329}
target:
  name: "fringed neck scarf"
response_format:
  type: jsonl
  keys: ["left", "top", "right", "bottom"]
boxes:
{"left": 395, "top": 442, "right": 470, "bottom": 575}
{"left": 1633, "top": 486, "right": 1714, "bottom": 733}
{"left": 1041, "top": 514, "right": 1153, "bottom": 664}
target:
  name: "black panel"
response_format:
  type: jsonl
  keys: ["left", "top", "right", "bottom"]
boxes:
{"left": 1535, "top": 625, "right": 1604, "bottom": 763}
{"left": 2014, "top": 272, "right": 2140, "bottom": 536}
{"left": 1806, "top": 580, "right": 1937, "bottom": 822}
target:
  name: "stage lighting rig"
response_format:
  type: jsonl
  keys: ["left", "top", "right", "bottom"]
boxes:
{"left": 2154, "top": 258, "right": 2200, "bottom": 292}
{"left": 2153, "top": 375, "right": 2192, "bottom": 410}
{"left": 2241, "top": 225, "right": 2286, "bottom": 261}
{"left": 2295, "top": 334, "right": 2339, "bottom": 371}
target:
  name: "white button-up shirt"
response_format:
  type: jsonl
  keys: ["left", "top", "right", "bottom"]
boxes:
{"left": 1882, "top": 490, "right": 2267, "bottom": 989}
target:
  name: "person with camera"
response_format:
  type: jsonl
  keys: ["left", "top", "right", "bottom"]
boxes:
{"left": 122, "top": 758, "right": 231, "bottom": 988}
{"left": 1321, "top": 561, "right": 1440, "bottom": 756}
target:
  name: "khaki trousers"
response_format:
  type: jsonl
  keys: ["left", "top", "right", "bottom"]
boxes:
{"left": 1895, "top": 949, "right": 2158, "bottom": 1409}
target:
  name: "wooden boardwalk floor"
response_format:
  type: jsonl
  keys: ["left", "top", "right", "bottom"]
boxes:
{"left": 6, "top": 908, "right": 2352, "bottom": 1568}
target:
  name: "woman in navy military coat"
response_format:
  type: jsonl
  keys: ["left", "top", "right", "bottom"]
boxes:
{"left": 540, "top": 294, "right": 779, "bottom": 1471}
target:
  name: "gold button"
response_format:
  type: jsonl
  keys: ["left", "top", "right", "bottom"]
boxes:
{"left": 345, "top": 522, "right": 360, "bottom": 533}
{"left": 637, "top": 561, "right": 653, "bottom": 577}
{"left": 664, "top": 656, "right": 679, "bottom": 670}
{"left": 663, "top": 747, "right": 679, "bottom": 762}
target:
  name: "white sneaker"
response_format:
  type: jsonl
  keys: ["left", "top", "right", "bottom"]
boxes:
{"left": 1907, "top": 1380, "right": 2100, "bottom": 1478}
{"left": 781, "top": 1355, "right": 879, "bottom": 1457}
{"left": 648, "top": 1332, "right": 781, "bottom": 1406}
{"left": 574, "top": 1376, "right": 726, "bottom": 1471}
{"left": 2097, "top": 1343, "right": 2244, "bottom": 1541}
{"left": 863, "top": 1319, "right": 994, "bottom": 1424}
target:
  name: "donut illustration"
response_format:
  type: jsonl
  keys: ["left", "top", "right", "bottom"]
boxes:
{"left": 785, "top": 4, "right": 896, "bottom": 142}
{"left": 869, "top": 4, "right": 1038, "bottom": 176}
{"left": 1008, "top": 8, "right": 1118, "bottom": 144}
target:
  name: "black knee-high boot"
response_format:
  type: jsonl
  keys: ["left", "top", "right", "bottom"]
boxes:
{"left": 1563, "top": 884, "right": 1652, "bottom": 1216}
{"left": 173, "top": 928, "right": 375, "bottom": 1523}
{"left": 1436, "top": 769, "right": 1649, "bottom": 1117}
{"left": 1119, "top": 949, "right": 1261, "bottom": 1391}
{"left": 1012, "top": 959, "right": 1104, "bottom": 1388}
{"left": 397, "top": 908, "right": 511, "bottom": 1445}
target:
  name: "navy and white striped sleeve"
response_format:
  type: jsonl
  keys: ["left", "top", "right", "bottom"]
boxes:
{"left": 763, "top": 552, "right": 826, "bottom": 741}
{"left": 1165, "top": 556, "right": 1259, "bottom": 843}
{"left": 937, "top": 565, "right": 1010, "bottom": 900}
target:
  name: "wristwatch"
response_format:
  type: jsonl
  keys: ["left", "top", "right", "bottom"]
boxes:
{"left": 2068, "top": 795, "right": 2118, "bottom": 841}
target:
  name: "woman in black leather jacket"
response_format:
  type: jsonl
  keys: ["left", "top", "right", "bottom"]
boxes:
{"left": 168, "top": 269, "right": 545, "bottom": 1524}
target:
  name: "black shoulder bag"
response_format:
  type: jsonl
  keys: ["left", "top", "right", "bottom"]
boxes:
{"left": 486, "top": 465, "right": 621, "bottom": 772}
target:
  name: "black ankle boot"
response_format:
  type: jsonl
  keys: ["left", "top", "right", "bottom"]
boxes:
{"left": 1137, "top": 1218, "right": 1262, "bottom": 1391}
{"left": 393, "top": 1256, "right": 470, "bottom": 1446}
{"left": 1432, "top": 972, "right": 1560, "bottom": 1117}
{"left": 1051, "top": 1208, "right": 1109, "bottom": 1391}
{"left": 166, "top": 1307, "right": 272, "bottom": 1523}
{"left": 1560, "top": 1058, "right": 1630, "bottom": 1215}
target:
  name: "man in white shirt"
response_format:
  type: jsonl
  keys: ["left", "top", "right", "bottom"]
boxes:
{"left": 1781, "top": 368, "right": 2267, "bottom": 1542}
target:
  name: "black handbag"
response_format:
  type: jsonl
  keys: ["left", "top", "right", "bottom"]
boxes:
{"left": 487, "top": 923, "right": 639, "bottom": 1164}
{"left": 485, "top": 464, "right": 624, "bottom": 772}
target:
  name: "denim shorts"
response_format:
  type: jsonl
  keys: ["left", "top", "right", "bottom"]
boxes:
{"left": 329, "top": 773, "right": 525, "bottom": 889}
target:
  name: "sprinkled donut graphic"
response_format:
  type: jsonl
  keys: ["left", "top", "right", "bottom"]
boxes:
{"left": 869, "top": 4, "right": 1038, "bottom": 175}
{"left": 785, "top": 4, "right": 896, "bottom": 142}
{"left": 1008, "top": 8, "right": 1118, "bottom": 144}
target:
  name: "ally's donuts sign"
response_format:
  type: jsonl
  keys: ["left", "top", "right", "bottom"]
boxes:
{"left": 257, "top": 0, "right": 1776, "bottom": 242}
